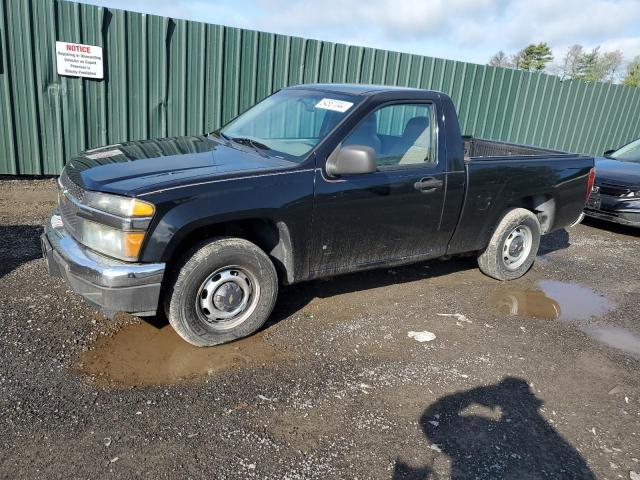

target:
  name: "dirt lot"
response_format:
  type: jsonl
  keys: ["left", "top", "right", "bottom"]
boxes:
{"left": 1, "top": 178, "right": 639, "bottom": 479}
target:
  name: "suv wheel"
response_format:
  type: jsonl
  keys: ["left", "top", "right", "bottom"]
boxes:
{"left": 164, "top": 237, "right": 278, "bottom": 347}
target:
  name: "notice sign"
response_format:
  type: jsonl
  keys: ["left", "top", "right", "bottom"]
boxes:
{"left": 55, "top": 41, "right": 103, "bottom": 79}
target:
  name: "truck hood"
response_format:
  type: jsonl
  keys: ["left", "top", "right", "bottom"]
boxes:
{"left": 594, "top": 157, "right": 640, "bottom": 188}
{"left": 64, "top": 136, "right": 295, "bottom": 195}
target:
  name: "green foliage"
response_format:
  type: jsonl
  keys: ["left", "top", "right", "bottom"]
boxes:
{"left": 572, "top": 47, "right": 623, "bottom": 83}
{"left": 514, "top": 43, "right": 554, "bottom": 72}
{"left": 623, "top": 57, "right": 640, "bottom": 87}
{"left": 574, "top": 48, "right": 601, "bottom": 81}
{"left": 488, "top": 43, "right": 553, "bottom": 72}
{"left": 492, "top": 43, "right": 626, "bottom": 83}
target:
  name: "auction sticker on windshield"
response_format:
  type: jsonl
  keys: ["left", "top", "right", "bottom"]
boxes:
{"left": 315, "top": 98, "right": 354, "bottom": 113}
{"left": 85, "top": 149, "right": 124, "bottom": 160}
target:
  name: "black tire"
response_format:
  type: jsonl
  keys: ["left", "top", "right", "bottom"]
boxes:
{"left": 164, "top": 237, "right": 278, "bottom": 347}
{"left": 477, "top": 208, "right": 541, "bottom": 281}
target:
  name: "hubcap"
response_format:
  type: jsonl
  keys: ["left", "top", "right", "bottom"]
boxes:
{"left": 213, "top": 282, "right": 244, "bottom": 312}
{"left": 502, "top": 225, "right": 533, "bottom": 271}
{"left": 196, "top": 267, "right": 259, "bottom": 330}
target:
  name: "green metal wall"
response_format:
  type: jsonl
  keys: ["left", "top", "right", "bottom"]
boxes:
{"left": 1, "top": 0, "right": 640, "bottom": 175}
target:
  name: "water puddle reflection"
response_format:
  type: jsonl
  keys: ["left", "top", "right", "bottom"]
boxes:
{"left": 491, "top": 280, "right": 640, "bottom": 358}
{"left": 492, "top": 280, "right": 611, "bottom": 321}
{"left": 75, "top": 321, "right": 282, "bottom": 387}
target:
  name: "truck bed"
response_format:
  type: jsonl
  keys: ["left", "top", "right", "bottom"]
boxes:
{"left": 463, "top": 136, "right": 567, "bottom": 160}
{"left": 447, "top": 146, "right": 593, "bottom": 257}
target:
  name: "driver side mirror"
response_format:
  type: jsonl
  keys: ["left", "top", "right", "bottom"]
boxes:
{"left": 326, "top": 145, "right": 377, "bottom": 177}
{"left": 603, "top": 149, "right": 616, "bottom": 157}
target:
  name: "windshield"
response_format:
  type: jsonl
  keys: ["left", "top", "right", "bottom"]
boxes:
{"left": 218, "top": 89, "right": 359, "bottom": 160}
{"left": 611, "top": 138, "right": 640, "bottom": 163}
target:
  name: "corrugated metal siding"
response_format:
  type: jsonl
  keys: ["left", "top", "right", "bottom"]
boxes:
{"left": 1, "top": 0, "right": 640, "bottom": 175}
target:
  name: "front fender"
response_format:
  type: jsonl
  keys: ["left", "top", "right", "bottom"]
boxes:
{"left": 138, "top": 170, "right": 315, "bottom": 279}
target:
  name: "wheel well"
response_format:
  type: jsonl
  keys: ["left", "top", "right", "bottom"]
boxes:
{"left": 166, "top": 219, "right": 295, "bottom": 284}
{"left": 509, "top": 194, "right": 555, "bottom": 234}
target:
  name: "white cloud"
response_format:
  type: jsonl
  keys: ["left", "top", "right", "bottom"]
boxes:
{"left": 82, "top": 0, "right": 640, "bottom": 65}
{"left": 599, "top": 37, "right": 640, "bottom": 60}
{"left": 248, "top": 0, "right": 506, "bottom": 44}
{"left": 242, "top": 0, "right": 640, "bottom": 65}
{"left": 500, "top": 0, "right": 640, "bottom": 48}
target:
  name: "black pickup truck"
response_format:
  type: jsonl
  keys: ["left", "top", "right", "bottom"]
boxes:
{"left": 42, "top": 84, "right": 595, "bottom": 346}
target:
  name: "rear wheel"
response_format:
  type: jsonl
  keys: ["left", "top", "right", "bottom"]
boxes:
{"left": 164, "top": 237, "right": 278, "bottom": 347}
{"left": 477, "top": 208, "right": 541, "bottom": 281}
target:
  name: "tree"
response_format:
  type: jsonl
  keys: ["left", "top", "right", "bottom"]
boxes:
{"left": 574, "top": 48, "right": 601, "bottom": 81}
{"left": 489, "top": 51, "right": 512, "bottom": 68}
{"left": 599, "top": 50, "right": 624, "bottom": 82}
{"left": 514, "top": 43, "right": 554, "bottom": 72}
{"left": 573, "top": 47, "right": 624, "bottom": 83}
{"left": 624, "top": 56, "right": 640, "bottom": 87}
{"left": 511, "top": 50, "right": 525, "bottom": 69}
{"left": 558, "top": 44, "right": 584, "bottom": 80}
{"left": 489, "top": 42, "right": 625, "bottom": 83}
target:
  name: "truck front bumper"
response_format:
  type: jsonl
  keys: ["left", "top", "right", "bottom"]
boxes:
{"left": 584, "top": 208, "right": 640, "bottom": 227}
{"left": 41, "top": 210, "right": 166, "bottom": 316}
{"left": 584, "top": 190, "right": 640, "bottom": 228}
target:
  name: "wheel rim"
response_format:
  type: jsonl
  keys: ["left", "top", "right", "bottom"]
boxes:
{"left": 196, "top": 266, "right": 260, "bottom": 331}
{"left": 502, "top": 224, "right": 533, "bottom": 271}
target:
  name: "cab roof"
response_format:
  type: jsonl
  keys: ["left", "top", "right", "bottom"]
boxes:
{"left": 287, "top": 83, "right": 429, "bottom": 96}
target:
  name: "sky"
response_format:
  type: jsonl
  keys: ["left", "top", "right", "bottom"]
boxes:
{"left": 81, "top": 0, "right": 640, "bottom": 68}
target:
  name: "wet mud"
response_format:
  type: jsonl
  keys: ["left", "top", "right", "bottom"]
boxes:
{"left": 75, "top": 321, "right": 282, "bottom": 386}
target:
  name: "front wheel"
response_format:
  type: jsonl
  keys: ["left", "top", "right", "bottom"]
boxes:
{"left": 477, "top": 208, "right": 541, "bottom": 281}
{"left": 164, "top": 237, "right": 278, "bottom": 347}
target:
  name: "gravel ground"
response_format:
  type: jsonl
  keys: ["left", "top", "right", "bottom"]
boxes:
{"left": 0, "top": 178, "right": 639, "bottom": 479}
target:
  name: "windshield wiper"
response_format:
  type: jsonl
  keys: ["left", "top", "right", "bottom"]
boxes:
{"left": 230, "top": 137, "right": 271, "bottom": 151}
{"left": 208, "top": 129, "right": 231, "bottom": 142}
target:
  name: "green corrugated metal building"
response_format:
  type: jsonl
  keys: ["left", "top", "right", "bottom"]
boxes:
{"left": 1, "top": 0, "right": 639, "bottom": 175}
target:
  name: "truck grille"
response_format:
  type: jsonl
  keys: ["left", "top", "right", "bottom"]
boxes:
{"left": 58, "top": 169, "right": 86, "bottom": 240}
{"left": 59, "top": 169, "right": 86, "bottom": 202}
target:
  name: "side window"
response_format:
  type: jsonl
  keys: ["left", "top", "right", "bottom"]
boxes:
{"left": 343, "top": 103, "right": 436, "bottom": 168}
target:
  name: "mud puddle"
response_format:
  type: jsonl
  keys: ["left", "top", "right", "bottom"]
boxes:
{"left": 491, "top": 281, "right": 640, "bottom": 358}
{"left": 491, "top": 280, "right": 611, "bottom": 321}
{"left": 76, "top": 321, "right": 282, "bottom": 387}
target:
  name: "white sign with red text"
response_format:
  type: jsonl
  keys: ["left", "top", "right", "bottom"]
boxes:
{"left": 55, "top": 41, "right": 103, "bottom": 79}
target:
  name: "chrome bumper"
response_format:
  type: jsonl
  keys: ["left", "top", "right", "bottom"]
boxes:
{"left": 42, "top": 210, "right": 166, "bottom": 316}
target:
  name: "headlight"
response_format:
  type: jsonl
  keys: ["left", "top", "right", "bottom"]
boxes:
{"left": 59, "top": 188, "right": 155, "bottom": 261}
{"left": 621, "top": 190, "right": 640, "bottom": 199}
{"left": 83, "top": 191, "right": 155, "bottom": 217}
{"left": 81, "top": 219, "right": 146, "bottom": 261}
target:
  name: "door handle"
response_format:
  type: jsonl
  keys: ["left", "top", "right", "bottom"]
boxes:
{"left": 414, "top": 177, "right": 443, "bottom": 193}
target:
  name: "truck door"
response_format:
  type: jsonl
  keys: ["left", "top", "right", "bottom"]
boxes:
{"left": 311, "top": 101, "right": 449, "bottom": 276}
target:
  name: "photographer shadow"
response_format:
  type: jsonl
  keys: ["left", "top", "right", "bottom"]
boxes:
{"left": 0, "top": 225, "right": 44, "bottom": 280}
{"left": 394, "top": 377, "right": 595, "bottom": 479}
